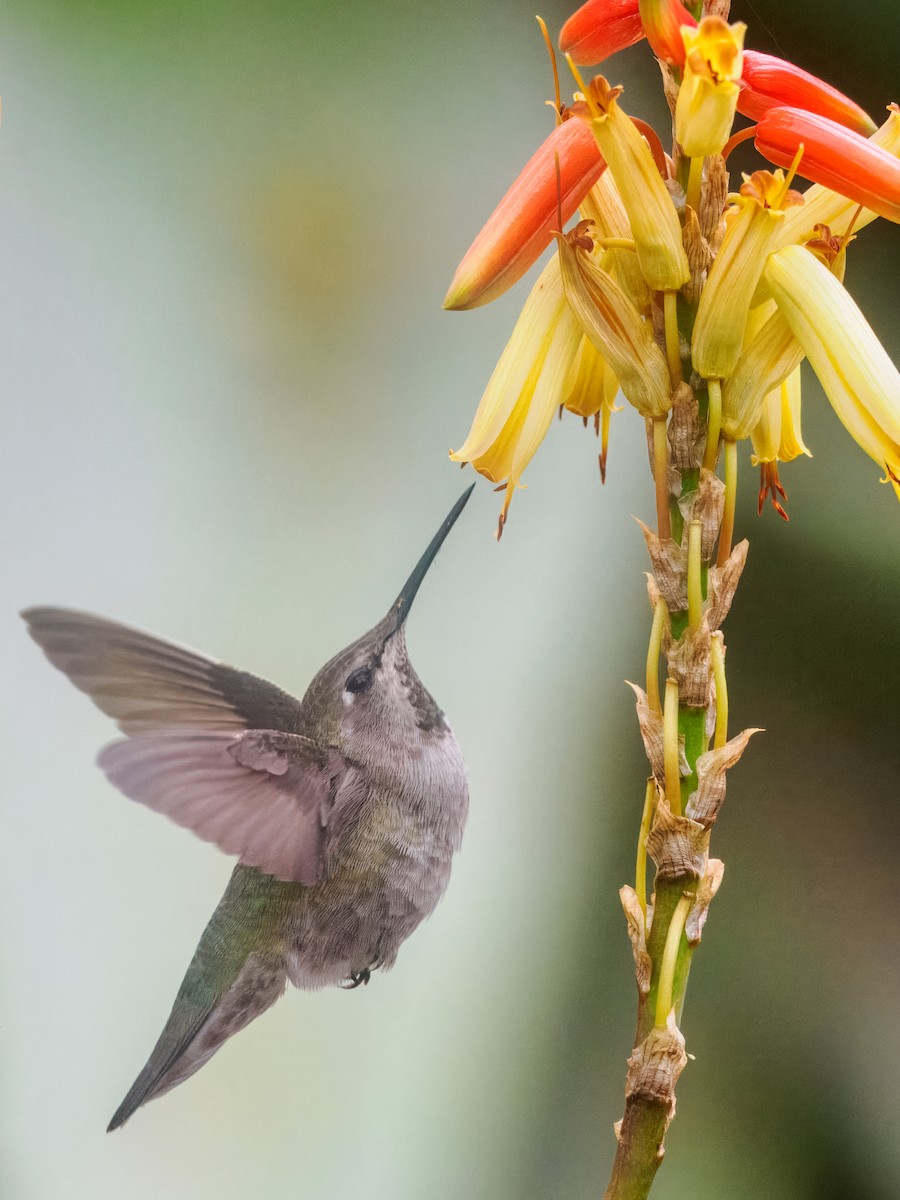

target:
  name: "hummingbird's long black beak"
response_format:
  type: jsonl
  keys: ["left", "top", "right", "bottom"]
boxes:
{"left": 389, "top": 485, "right": 475, "bottom": 631}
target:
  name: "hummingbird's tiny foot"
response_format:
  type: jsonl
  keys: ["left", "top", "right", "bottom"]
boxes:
{"left": 342, "top": 968, "right": 371, "bottom": 989}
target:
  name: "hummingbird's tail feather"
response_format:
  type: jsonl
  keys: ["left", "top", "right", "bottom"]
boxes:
{"left": 108, "top": 869, "right": 289, "bottom": 1131}
{"left": 108, "top": 949, "right": 287, "bottom": 1131}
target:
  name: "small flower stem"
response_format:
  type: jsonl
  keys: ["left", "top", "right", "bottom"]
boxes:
{"left": 663, "top": 678, "right": 682, "bottom": 816}
{"left": 635, "top": 778, "right": 657, "bottom": 925}
{"left": 663, "top": 291, "right": 682, "bottom": 386}
{"left": 598, "top": 237, "right": 639, "bottom": 251}
{"left": 652, "top": 419, "right": 671, "bottom": 540}
{"left": 654, "top": 893, "right": 692, "bottom": 1027}
{"left": 685, "top": 156, "right": 704, "bottom": 213}
{"left": 646, "top": 597, "right": 667, "bottom": 714}
{"left": 686, "top": 520, "right": 703, "bottom": 629}
{"left": 710, "top": 634, "right": 728, "bottom": 749}
{"left": 718, "top": 439, "right": 738, "bottom": 567}
{"left": 600, "top": 403, "right": 611, "bottom": 483}
{"left": 703, "top": 379, "right": 722, "bottom": 470}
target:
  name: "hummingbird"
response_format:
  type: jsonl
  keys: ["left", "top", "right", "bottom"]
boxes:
{"left": 22, "top": 486, "right": 473, "bottom": 1131}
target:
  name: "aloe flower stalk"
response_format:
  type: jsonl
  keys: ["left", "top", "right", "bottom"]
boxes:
{"left": 443, "top": 2, "right": 900, "bottom": 1194}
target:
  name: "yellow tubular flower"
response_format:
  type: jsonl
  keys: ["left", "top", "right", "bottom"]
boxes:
{"left": 722, "top": 300, "right": 805, "bottom": 441}
{"left": 450, "top": 255, "right": 583, "bottom": 532}
{"left": 776, "top": 104, "right": 900, "bottom": 249}
{"left": 579, "top": 171, "right": 652, "bottom": 314}
{"left": 555, "top": 227, "right": 672, "bottom": 418}
{"left": 692, "top": 170, "right": 803, "bottom": 380}
{"left": 750, "top": 365, "right": 809, "bottom": 519}
{"left": 765, "top": 244, "right": 900, "bottom": 496}
{"left": 564, "top": 336, "right": 619, "bottom": 418}
{"left": 576, "top": 76, "right": 689, "bottom": 291}
{"left": 675, "top": 17, "right": 746, "bottom": 158}
{"left": 750, "top": 366, "right": 810, "bottom": 465}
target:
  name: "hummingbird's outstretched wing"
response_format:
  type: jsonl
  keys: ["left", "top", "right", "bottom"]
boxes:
{"left": 21, "top": 606, "right": 303, "bottom": 733}
{"left": 22, "top": 607, "right": 360, "bottom": 883}
{"left": 98, "top": 730, "right": 352, "bottom": 883}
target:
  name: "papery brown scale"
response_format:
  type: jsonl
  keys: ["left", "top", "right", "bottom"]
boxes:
{"left": 646, "top": 800, "right": 709, "bottom": 881}
{"left": 685, "top": 859, "right": 725, "bottom": 945}
{"left": 699, "top": 155, "right": 729, "bottom": 247}
{"left": 627, "top": 681, "right": 667, "bottom": 782}
{"left": 667, "top": 382, "right": 705, "bottom": 471}
{"left": 667, "top": 619, "right": 712, "bottom": 709}
{"left": 682, "top": 206, "right": 712, "bottom": 307}
{"left": 620, "top": 885, "right": 653, "bottom": 994}
{"left": 685, "top": 728, "right": 761, "bottom": 828}
{"left": 678, "top": 469, "right": 725, "bottom": 559}
{"left": 636, "top": 520, "right": 688, "bottom": 610}
{"left": 706, "top": 539, "right": 749, "bottom": 630}
{"left": 624, "top": 1016, "right": 688, "bottom": 1110}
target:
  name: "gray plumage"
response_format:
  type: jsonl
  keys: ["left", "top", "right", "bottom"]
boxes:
{"left": 22, "top": 488, "right": 472, "bottom": 1130}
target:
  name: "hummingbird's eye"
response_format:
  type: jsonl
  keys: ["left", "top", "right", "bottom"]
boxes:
{"left": 345, "top": 666, "right": 374, "bottom": 695}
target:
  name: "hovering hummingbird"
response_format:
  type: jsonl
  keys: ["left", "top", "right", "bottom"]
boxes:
{"left": 22, "top": 487, "right": 473, "bottom": 1131}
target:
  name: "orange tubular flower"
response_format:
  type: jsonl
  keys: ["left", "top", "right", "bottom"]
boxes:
{"left": 444, "top": 118, "right": 606, "bottom": 311}
{"left": 559, "top": 0, "right": 645, "bottom": 67}
{"left": 776, "top": 104, "right": 900, "bottom": 248}
{"left": 638, "top": 0, "right": 696, "bottom": 68}
{"left": 738, "top": 51, "right": 876, "bottom": 136}
{"left": 755, "top": 107, "right": 900, "bottom": 225}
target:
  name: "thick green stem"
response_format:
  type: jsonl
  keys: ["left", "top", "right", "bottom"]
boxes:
{"left": 604, "top": 1101, "right": 671, "bottom": 1200}
{"left": 606, "top": 413, "right": 721, "bottom": 1199}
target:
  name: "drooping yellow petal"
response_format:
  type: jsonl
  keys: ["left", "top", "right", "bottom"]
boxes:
{"left": 778, "top": 367, "right": 810, "bottom": 461}
{"left": 564, "top": 335, "right": 619, "bottom": 418}
{"left": 450, "top": 253, "right": 583, "bottom": 530}
{"left": 750, "top": 366, "right": 810, "bottom": 466}
{"left": 765, "top": 244, "right": 900, "bottom": 491}
{"left": 508, "top": 297, "right": 584, "bottom": 483}
{"left": 722, "top": 300, "right": 805, "bottom": 441}
{"left": 468, "top": 363, "right": 542, "bottom": 483}
{"left": 451, "top": 257, "right": 569, "bottom": 463}
{"left": 556, "top": 229, "right": 672, "bottom": 417}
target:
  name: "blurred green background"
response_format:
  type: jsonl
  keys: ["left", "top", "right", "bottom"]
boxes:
{"left": 3, "top": 2, "right": 899, "bottom": 1197}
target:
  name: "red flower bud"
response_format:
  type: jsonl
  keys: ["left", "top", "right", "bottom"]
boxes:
{"left": 559, "top": 0, "right": 644, "bottom": 67}
{"left": 738, "top": 51, "right": 876, "bottom": 136}
{"left": 444, "top": 119, "right": 606, "bottom": 311}
{"left": 755, "top": 107, "right": 900, "bottom": 225}
{"left": 638, "top": 0, "right": 697, "bottom": 68}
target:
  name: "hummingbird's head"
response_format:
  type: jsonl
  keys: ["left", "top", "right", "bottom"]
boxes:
{"left": 299, "top": 487, "right": 474, "bottom": 755}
